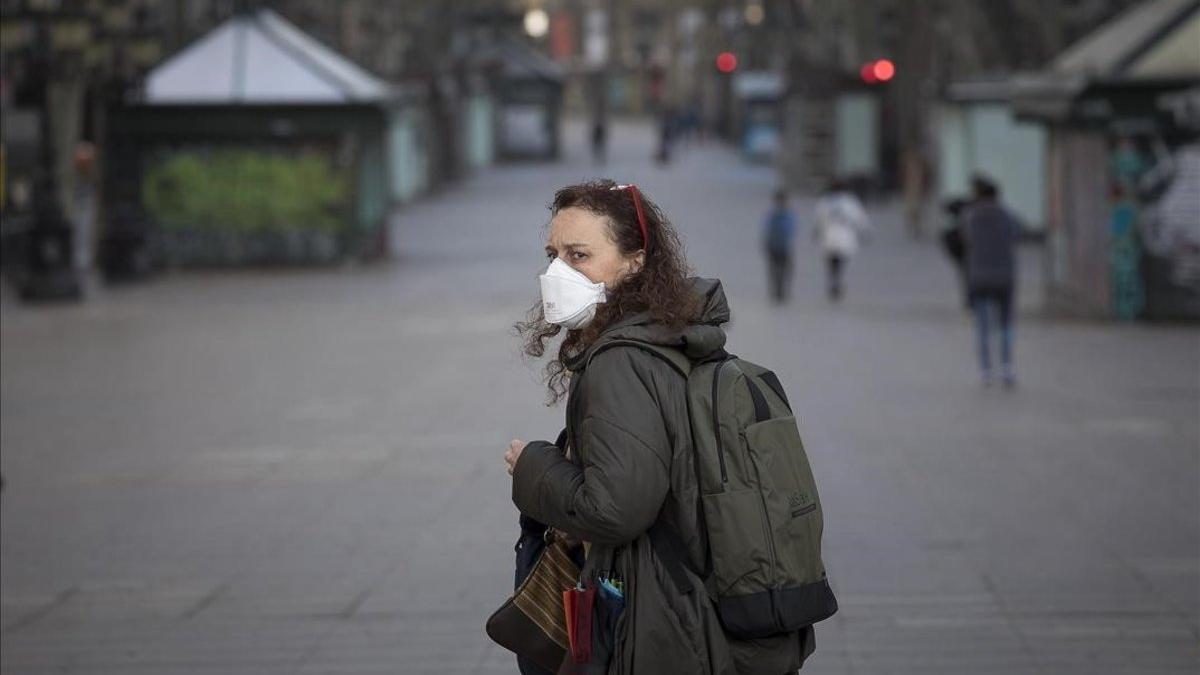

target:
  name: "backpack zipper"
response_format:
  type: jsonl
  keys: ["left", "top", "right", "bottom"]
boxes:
{"left": 791, "top": 503, "right": 817, "bottom": 518}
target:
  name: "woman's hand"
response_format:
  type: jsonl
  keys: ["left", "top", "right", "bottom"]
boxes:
{"left": 504, "top": 439, "right": 528, "bottom": 476}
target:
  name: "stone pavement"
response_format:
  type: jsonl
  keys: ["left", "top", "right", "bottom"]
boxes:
{"left": 2, "top": 120, "right": 1197, "bottom": 674}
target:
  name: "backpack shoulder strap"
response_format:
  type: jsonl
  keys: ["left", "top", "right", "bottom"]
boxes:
{"left": 584, "top": 338, "right": 693, "bottom": 377}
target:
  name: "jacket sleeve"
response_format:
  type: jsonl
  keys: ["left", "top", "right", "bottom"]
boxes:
{"left": 1008, "top": 209, "right": 1024, "bottom": 241}
{"left": 512, "top": 348, "right": 672, "bottom": 546}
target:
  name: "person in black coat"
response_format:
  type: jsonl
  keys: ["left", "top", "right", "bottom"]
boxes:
{"left": 963, "top": 175, "right": 1021, "bottom": 388}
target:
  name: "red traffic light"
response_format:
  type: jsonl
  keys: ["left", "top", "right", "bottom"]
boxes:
{"left": 716, "top": 52, "right": 738, "bottom": 74}
{"left": 860, "top": 59, "right": 895, "bottom": 84}
{"left": 873, "top": 59, "right": 895, "bottom": 82}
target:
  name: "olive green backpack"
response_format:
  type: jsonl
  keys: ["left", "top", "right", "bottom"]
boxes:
{"left": 586, "top": 340, "right": 838, "bottom": 639}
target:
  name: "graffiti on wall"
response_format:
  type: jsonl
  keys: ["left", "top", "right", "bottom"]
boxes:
{"left": 1107, "top": 135, "right": 1200, "bottom": 318}
{"left": 1141, "top": 144, "right": 1200, "bottom": 289}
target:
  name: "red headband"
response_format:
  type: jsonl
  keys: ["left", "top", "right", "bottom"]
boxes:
{"left": 611, "top": 184, "right": 649, "bottom": 249}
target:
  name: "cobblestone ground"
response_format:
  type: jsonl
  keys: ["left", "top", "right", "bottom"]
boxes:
{"left": 2, "top": 120, "right": 1197, "bottom": 674}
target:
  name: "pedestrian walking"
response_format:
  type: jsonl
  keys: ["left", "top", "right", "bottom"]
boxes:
{"left": 591, "top": 120, "right": 608, "bottom": 166}
{"left": 1109, "top": 183, "right": 1144, "bottom": 320}
{"left": 963, "top": 175, "right": 1021, "bottom": 387}
{"left": 71, "top": 142, "right": 98, "bottom": 276}
{"left": 655, "top": 107, "right": 675, "bottom": 165}
{"left": 500, "top": 179, "right": 829, "bottom": 674}
{"left": 762, "top": 188, "right": 797, "bottom": 303}
{"left": 813, "top": 179, "right": 870, "bottom": 302}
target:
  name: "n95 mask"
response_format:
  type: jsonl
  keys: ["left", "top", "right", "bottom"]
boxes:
{"left": 539, "top": 258, "right": 607, "bottom": 330}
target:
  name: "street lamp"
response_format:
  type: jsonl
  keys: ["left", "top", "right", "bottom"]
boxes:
{"left": 2, "top": 1, "right": 166, "bottom": 292}
{"left": 744, "top": 3, "right": 764, "bottom": 26}
{"left": 524, "top": 9, "right": 549, "bottom": 39}
{"left": 8, "top": 5, "right": 92, "bottom": 301}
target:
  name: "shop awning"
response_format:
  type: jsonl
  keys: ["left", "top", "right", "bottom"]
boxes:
{"left": 144, "top": 8, "right": 394, "bottom": 105}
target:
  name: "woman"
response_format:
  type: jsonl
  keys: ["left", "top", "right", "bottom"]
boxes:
{"left": 506, "top": 180, "right": 814, "bottom": 674}
{"left": 812, "top": 179, "right": 870, "bottom": 302}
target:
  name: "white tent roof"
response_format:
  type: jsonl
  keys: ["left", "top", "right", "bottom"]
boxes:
{"left": 1052, "top": 0, "right": 1199, "bottom": 79}
{"left": 1011, "top": 0, "right": 1198, "bottom": 120}
{"left": 145, "top": 8, "right": 393, "bottom": 104}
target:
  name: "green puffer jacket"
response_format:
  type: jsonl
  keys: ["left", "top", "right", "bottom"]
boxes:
{"left": 513, "top": 278, "right": 816, "bottom": 674}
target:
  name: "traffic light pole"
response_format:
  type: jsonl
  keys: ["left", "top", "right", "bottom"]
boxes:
{"left": 20, "top": 20, "right": 83, "bottom": 302}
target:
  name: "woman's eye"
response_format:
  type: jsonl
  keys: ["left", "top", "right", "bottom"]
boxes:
{"left": 546, "top": 251, "right": 556, "bottom": 259}
{"left": 571, "top": 252, "right": 587, "bottom": 261}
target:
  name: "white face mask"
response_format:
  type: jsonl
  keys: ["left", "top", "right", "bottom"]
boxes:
{"left": 539, "top": 258, "right": 607, "bottom": 330}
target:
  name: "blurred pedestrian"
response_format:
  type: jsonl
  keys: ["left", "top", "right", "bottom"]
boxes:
{"left": 813, "top": 179, "right": 870, "bottom": 302}
{"left": 72, "top": 142, "right": 98, "bottom": 275}
{"left": 655, "top": 107, "right": 675, "bottom": 165}
{"left": 1111, "top": 136, "right": 1147, "bottom": 194}
{"left": 591, "top": 120, "right": 608, "bottom": 166}
{"left": 762, "top": 188, "right": 797, "bottom": 303}
{"left": 1109, "top": 183, "right": 1144, "bottom": 320}
{"left": 964, "top": 175, "right": 1020, "bottom": 388}
{"left": 902, "top": 151, "right": 932, "bottom": 238}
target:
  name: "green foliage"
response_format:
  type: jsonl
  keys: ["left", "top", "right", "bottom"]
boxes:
{"left": 143, "top": 149, "right": 348, "bottom": 233}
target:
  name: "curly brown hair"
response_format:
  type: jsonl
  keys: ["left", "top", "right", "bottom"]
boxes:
{"left": 516, "top": 179, "right": 701, "bottom": 404}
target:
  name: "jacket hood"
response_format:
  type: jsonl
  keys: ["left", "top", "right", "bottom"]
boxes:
{"left": 565, "top": 277, "right": 730, "bottom": 372}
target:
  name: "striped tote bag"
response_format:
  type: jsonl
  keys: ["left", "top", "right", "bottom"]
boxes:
{"left": 487, "top": 536, "right": 580, "bottom": 672}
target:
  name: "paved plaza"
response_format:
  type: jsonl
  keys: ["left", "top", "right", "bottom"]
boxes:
{"left": 2, "top": 121, "right": 1197, "bottom": 674}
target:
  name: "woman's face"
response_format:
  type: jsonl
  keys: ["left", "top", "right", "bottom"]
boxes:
{"left": 545, "top": 207, "right": 644, "bottom": 288}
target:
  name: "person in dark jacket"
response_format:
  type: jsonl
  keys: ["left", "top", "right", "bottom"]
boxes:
{"left": 964, "top": 175, "right": 1020, "bottom": 387}
{"left": 592, "top": 120, "right": 608, "bottom": 166}
{"left": 509, "top": 180, "right": 815, "bottom": 673}
{"left": 763, "top": 188, "right": 797, "bottom": 304}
